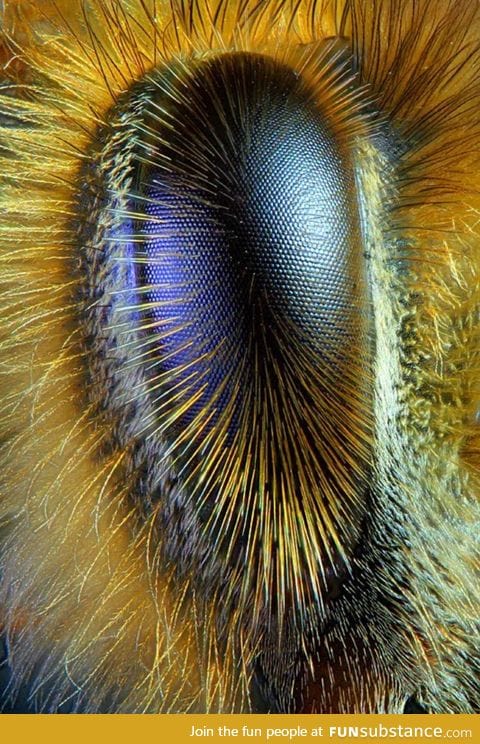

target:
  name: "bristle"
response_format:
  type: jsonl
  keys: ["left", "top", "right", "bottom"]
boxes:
{"left": 0, "top": 0, "right": 479, "bottom": 714}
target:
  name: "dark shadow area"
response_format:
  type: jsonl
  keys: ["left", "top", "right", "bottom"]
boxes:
{"left": 403, "top": 695, "right": 428, "bottom": 714}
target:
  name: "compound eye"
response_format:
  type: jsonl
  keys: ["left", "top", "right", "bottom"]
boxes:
{"left": 81, "top": 48, "right": 373, "bottom": 610}
{"left": 140, "top": 53, "right": 365, "bottom": 438}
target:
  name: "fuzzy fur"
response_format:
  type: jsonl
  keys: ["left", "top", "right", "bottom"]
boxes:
{"left": 0, "top": 0, "right": 479, "bottom": 713}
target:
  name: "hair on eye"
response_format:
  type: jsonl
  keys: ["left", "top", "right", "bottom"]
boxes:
{"left": 0, "top": 0, "right": 479, "bottom": 714}
{"left": 78, "top": 44, "right": 376, "bottom": 673}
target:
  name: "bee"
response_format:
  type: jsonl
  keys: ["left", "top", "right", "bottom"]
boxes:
{"left": 0, "top": 0, "right": 479, "bottom": 714}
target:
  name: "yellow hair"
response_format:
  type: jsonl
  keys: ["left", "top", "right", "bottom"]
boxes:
{"left": 0, "top": 0, "right": 479, "bottom": 713}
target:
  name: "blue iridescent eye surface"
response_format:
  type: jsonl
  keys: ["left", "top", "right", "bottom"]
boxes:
{"left": 79, "top": 48, "right": 373, "bottom": 634}
{"left": 138, "top": 53, "right": 366, "bottom": 436}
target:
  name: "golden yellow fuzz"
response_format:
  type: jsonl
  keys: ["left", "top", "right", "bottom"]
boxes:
{"left": 0, "top": 0, "right": 479, "bottom": 713}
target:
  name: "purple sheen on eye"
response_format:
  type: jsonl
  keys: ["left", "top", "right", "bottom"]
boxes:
{"left": 142, "top": 190, "right": 242, "bottom": 435}
{"left": 136, "top": 53, "right": 363, "bottom": 441}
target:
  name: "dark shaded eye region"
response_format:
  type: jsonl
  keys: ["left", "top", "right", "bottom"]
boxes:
{"left": 80, "top": 47, "right": 373, "bottom": 631}
{"left": 140, "top": 53, "right": 363, "bottom": 438}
